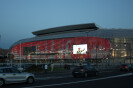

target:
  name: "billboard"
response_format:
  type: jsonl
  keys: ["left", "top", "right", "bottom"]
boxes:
{"left": 73, "top": 44, "right": 87, "bottom": 54}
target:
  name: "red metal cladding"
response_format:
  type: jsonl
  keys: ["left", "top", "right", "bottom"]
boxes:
{"left": 11, "top": 37, "right": 113, "bottom": 60}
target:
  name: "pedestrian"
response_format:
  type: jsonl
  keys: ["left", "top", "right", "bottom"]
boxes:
{"left": 51, "top": 63, "right": 54, "bottom": 72}
{"left": 45, "top": 64, "right": 48, "bottom": 73}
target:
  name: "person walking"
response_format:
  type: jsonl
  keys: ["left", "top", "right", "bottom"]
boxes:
{"left": 45, "top": 64, "right": 48, "bottom": 73}
{"left": 51, "top": 63, "right": 54, "bottom": 72}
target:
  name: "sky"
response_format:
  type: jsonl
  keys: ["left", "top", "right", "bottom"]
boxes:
{"left": 0, "top": 0, "right": 133, "bottom": 49}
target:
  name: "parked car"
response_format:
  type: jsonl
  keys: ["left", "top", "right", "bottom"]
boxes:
{"left": 120, "top": 64, "right": 133, "bottom": 72}
{"left": 72, "top": 65, "right": 99, "bottom": 77}
{"left": 0, "top": 67, "right": 35, "bottom": 86}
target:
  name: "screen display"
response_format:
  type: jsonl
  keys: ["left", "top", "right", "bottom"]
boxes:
{"left": 73, "top": 44, "right": 87, "bottom": 54}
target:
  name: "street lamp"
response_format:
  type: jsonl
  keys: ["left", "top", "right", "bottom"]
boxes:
{"left": 36, "top": 44, "right": 38, "bottom": 66}
{"left": 129, "top": 43, "right": 132, "bottom": 64}
{"left": 124, "top": 43, "right": 132, "bottom": 64}
{"left": 20, "top": 40, "right": 22, "bottom": 68}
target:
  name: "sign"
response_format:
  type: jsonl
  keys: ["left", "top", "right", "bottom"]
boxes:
{"left": 73, "top": 44, "right": 87, "bottom": 54}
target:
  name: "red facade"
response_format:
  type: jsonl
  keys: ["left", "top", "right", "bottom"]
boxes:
{"left": 11, "top": 37, "right": 113, "bottom": 60}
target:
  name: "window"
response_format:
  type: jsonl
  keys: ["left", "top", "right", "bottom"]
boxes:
{"left": 83, "top": 66, "right": 88, "bottom": 70}
{"left": 23, "top": 46, "right": 36, "bottom": 55}
{"left": 11, "top": 68, "right": 20, "bottom": 73}
{"left": 0, "top": 69, "right": 4, "bottom": 73}
{"left": 86, "top": 65, "right": 94, "bottom": 70}
{"left": 3, "top": 68, "right": 12, "bottom": 73}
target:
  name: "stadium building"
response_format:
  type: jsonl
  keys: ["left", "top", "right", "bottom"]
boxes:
{"left": 9, "top": 23, "right": 133, "bottom": 65}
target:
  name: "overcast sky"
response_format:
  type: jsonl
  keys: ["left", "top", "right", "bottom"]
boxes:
{"left": 0, "top": 0, "right": 133, "bottom": 49}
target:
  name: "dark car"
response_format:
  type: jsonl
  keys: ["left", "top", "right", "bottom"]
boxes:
{"left": 120, "top": 64, "right": 133, "bottom": 72}
{"left": 72, "top": 65, "right": 99, "bottom": 77}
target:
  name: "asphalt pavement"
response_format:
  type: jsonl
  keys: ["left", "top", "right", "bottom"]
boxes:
{"left": 2, "top": 70, "right": 133, "bottom": 88}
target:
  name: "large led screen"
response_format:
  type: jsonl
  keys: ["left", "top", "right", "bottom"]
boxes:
{"left": 73, "top": 44, "right": 87, "bottom": 54}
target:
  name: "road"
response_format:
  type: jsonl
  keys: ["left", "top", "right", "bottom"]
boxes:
{"left": 2, "top": 71, "right": 133, "bottom": 88}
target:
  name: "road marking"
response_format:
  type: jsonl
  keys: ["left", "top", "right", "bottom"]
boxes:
{"left": 23, "top": 73, "right": 133, "bottom": 88}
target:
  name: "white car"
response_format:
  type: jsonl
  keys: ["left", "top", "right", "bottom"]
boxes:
{"left": 0, "top": 67, "right": 35, "bottom": 86}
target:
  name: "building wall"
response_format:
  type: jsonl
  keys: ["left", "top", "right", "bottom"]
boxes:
{"left": 109, "top": 38, "right": 133, "bottom": 59}
{"left": 11, "top": 36, "right": 112, "bottom": 62}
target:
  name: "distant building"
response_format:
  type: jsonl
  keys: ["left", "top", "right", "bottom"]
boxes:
{"left": 9, "top": 23, "right": 133, "bottom": 65}
{"left": 0, "top": 49, "right": 9, "bottom": 63}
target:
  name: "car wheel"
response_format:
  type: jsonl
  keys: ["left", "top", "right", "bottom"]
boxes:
{"left": 73, "top": 75, "right": 77, "bottom": 78}
{"left": 0, "top": 79, "right": 4, "bottom": 87}
{"left": 27, "top": 77, "right": 34, "bottom": 84}
{"left": 84, "top": 72, "right": 88, "bottom": 77}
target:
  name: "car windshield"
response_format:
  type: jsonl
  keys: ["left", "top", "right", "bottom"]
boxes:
{"left": 74, "top": 66, "right": 83, "bottom": 70}
{"left": 0, "top": 69, "right": 4, "bottom": 73}
{"left": 11, "top": 68, "right": 21, "bottom": 73}
{"left": 121, "top": 64, "right": 131, "bottom": 67}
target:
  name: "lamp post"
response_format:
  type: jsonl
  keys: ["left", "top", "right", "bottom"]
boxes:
{"left": 36, "top": 45, "right": 38, "bottom": 66}
{"left": 124, "top": 43, "right": 132, "bottom": 64}
{"left": 129, "top": 43, "right": 132, "bottom": 64}
{"left": 20, "top": 40, "right": 21, "bottom": 68}
{"left": 86, "top": 31, "right": 89, "bottom": 60}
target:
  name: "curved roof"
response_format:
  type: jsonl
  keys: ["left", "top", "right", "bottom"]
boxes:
{"left": 10, "top": 29, "right": 133, "bottom": 50}
{"left": 32, "top": 23, "right": 98, "bottom": 36}
{"left": 10, "top": 23, "right": 133, "bottom": 49}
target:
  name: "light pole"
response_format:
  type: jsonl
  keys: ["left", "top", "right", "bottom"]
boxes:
{"left": 124, "top": 43, "right": 132, "bottom": 64}
{"left": 129, "top": 43, "right": 132, "bottom": 64}
{"left": 36, "top": 44, "right": 38, "bottom": 66}
{"left": 20, "top": 40, "right": 21, "bottom": 68}
{"left": 86, "top": 31, "right": 89, "bottom": 63}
